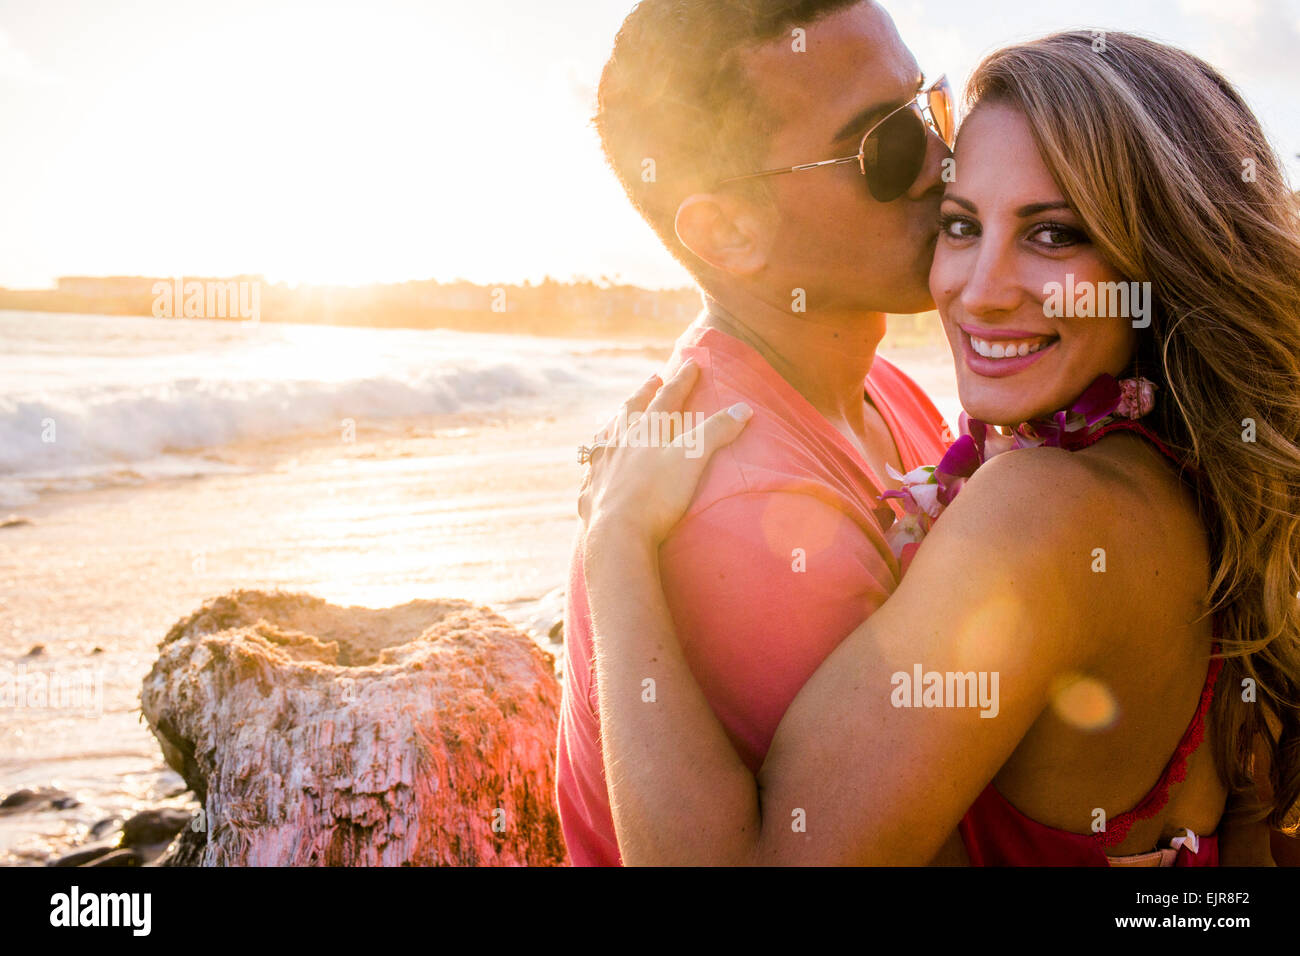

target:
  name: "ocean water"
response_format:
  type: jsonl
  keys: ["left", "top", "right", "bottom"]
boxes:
{"left": 0, "top": 310, "right": 669, "bottom": 508}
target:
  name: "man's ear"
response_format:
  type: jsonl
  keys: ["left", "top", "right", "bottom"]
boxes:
{"left": 674, "top": 193, "right": 770, "bottom": 276}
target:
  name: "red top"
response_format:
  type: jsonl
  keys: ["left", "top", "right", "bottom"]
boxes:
{"left": 958, "top": 419, "right": 1223, "bottom": 866}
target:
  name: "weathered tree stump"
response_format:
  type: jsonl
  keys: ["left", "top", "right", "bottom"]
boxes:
{"left": 140, "top": 590, "right": 566, "bottom": 866}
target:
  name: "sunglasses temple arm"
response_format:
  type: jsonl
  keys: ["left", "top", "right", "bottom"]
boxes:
{"left": 788, "top": 156, "right": 861, "bottom": 173}
{"left": 719, "top": 156, "right": 858, "bottom": 185}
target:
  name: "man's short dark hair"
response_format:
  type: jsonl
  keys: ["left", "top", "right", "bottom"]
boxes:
{"left": 595, "top": 0, "right": 863, "bottom": 279}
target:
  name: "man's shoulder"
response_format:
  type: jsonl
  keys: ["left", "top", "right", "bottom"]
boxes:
{"left": 671, "top": 363, "right": 872, "bottom": 520}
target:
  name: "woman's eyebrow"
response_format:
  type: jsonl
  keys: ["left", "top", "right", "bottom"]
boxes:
{"left": 1015, "top": 200, "right": 1072, "bottom": 217}
{"left": 940, "top": 196, "right": 1074, "bottom": 218}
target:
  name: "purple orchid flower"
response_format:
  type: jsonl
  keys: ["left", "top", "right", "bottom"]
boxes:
{"left": 1022, "top": 374, "right": 1123, "bottom": 449}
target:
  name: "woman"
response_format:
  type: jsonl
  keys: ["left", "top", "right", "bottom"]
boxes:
{"left": 577, "top": 31, "right": 1300, "bottom": 865}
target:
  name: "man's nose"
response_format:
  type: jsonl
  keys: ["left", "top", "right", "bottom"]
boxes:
{"left": 905, "top": 125, "right": 952, "bottom": 202}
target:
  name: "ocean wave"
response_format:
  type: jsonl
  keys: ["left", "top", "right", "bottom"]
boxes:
{"left": 0, "top": 360, "right": 601, "bottom": 479}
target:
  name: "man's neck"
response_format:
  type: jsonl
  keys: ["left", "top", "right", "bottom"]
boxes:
{"left": 699, "top": 289, "right": 887, "bottom": 431}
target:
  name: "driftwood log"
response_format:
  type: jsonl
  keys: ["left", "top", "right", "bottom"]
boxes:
{"left": 140, "top": 590, "right": 566, "bottom": 866}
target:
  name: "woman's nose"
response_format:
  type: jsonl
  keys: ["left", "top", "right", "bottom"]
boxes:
{"left": 959, "top": 239, "right": 1025, "bottom": 317}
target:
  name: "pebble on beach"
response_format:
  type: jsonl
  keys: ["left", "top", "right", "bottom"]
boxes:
{"left": 120, "top": 808, "right": 191, "bottom": 848}
{"left": 0, "top": 787, "right": 79, "bottom": 814}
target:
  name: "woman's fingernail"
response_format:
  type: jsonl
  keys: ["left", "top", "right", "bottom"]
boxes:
{"left": 728, "top": 402, "right": 753, "bottom": 422}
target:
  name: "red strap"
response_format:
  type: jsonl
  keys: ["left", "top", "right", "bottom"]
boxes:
{"left": 1094, "top": 644, "right": 1224, "bottom": 848}
{"left": 1067, "top": 419, "right": 1185, "bottom": 468}
{"left": 1072, "top": 418, "right": 1222, "bottom": 847}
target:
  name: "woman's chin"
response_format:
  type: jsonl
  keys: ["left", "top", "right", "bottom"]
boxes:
{"left": 955, "top": 366, "right": 1094, "bottom": 427}
{"left": 957, "top": 391, "right": 1039, "bottom": 428}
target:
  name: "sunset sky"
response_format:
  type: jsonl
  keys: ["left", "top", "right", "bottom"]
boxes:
{"left": 1, "top": 0, "right": 1297, "bottom": 291}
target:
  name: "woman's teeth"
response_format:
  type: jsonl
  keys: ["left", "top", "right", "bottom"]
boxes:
{"left": 969, "top": 335, "right": 1054, "bottom": 359}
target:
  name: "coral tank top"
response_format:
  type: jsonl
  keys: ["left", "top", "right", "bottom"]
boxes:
{"left": 958, "top": 419, "right": 1223, "bottom": 867}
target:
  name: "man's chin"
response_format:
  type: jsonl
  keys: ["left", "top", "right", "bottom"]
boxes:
{"left": 882, "top": 289, "right": 937, "bottom": 316}
{"left": 893, "top": 265, "right": 938, "bottom": 315}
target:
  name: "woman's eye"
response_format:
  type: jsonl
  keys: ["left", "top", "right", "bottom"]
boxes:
{"left": 939, "top": 214, "right": 979, "bottom": 240}
{"left": 1027, "top": 222, "right": 1087, "bottom": 249}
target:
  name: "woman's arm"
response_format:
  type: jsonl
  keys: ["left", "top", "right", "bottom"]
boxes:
{"left": 582, "top": 370, "right": 1129, "bottom": 864}
{"left": 586, "top": 523, "right": 765, "bottom": 864}
{"left": 747, "top": 459, "right": 1116, "bottom": 864}
{"left": 581, "top": 361, "right": 763, "bottom": 863}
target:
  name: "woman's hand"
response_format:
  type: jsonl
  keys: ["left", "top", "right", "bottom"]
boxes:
{"left": 577, "top": 359, "right": 753, "bottom": 544}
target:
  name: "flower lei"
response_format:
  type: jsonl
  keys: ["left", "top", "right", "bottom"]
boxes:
{"left": 881, "top": 374, "right": 1157, "bottom": 573}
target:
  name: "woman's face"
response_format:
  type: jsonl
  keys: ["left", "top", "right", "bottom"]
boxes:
{"left": 929, "top": 102, "right": 1138, "bottom": 426}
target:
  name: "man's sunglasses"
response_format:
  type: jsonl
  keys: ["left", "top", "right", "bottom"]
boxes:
{"left": 715, "top": 75, "right": 956, "bottom": 203}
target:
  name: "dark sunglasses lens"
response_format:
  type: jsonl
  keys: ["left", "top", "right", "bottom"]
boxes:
{"left": 863, "top": 107, "right": 926, "bottom": 202}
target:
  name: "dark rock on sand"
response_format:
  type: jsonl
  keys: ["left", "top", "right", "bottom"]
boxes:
{"left": 121, "top": 808, "right": 191, "bottom": 848}
{"left": 0, "top": 787, "right": 76, "bottom": 814}
{"left": 83, "top": 849, "right": 141, "bottom": 867}
{"left": 89, "top": 817, "right": 121, "bottom": 840}
{"left": 0, "top": 789, "right": 38, "bottom": 811}
{"left": 0, "top": 514, "right": 32, "bottom": 529}
{"left": 24, "top": 644, "right": 44, "bottom": 657}
{"left": 49, "top": 845, "right": 121, "bottom": 867}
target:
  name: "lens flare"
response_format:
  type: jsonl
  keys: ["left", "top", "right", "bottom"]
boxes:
{"left": 1049, "top": 673, "right": 1119, "bottom": 731}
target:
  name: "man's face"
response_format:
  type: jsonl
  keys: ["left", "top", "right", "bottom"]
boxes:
{"left": 736, "top": 1, "right": 947, "bottom": 315}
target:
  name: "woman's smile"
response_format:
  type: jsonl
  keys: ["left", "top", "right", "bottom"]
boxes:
{"left": 959, "top": 324, "right": 1060, "bottom": 378}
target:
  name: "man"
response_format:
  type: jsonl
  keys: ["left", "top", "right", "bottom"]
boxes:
{"left": 556, "top": 0, "right": 953, "bottom": 865}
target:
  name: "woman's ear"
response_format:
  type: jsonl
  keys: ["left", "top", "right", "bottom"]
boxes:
{"left": 674, "top": 194, "right": 770, "bottom": 276}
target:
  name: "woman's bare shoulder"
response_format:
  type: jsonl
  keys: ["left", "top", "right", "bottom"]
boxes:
{"left": 952, "top": 434, "right": 1200, "bottom": 542}
{"left": 940, "top": 442, "right": 1143, "bottom": 547}
{"left": 918, "top": 437, "right": 1208, "bottom": 653}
